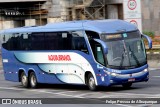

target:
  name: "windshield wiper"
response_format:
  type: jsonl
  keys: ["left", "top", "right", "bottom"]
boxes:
{"left": 119, "top": 49, "right": 125, "bottom": 69}
{"left": 119, "top": 41, "right": 127, "bottom": 69}
{"left": 128, "top": 45, "right": 140, "bottom": 66}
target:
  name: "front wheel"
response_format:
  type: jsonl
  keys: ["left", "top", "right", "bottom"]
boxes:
{"left": 29, "top": 72, "right": 38, "bottom": 88}
{"left": 88, "top": 73, "right": 97, "bottom": 91}
{"left": 122, "top": 83, "right": 132, "bottom": 89}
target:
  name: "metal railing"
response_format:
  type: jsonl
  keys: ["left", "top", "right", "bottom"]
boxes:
{"left": 146, "top": 45, "right": 160, "bottom": 49}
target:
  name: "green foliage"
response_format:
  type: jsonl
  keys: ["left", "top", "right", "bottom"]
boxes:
{"left": 143, "top": 31, "right": 155, "bottom": 38}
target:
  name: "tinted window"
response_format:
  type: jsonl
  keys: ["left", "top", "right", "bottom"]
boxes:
{"left": 2, "top": 33, "right": 27, "bottom": 50}
{"left": 31, "top": 33, "right": 45, "bottom": 50}
{"left": 2, "top": 34, "right": 11, "bottom": 50}
{"left": 2, "top": 31, "right": 88, "bottom": 54}
{"left": 72, "top": 31, "right": 88, "bottom": 53}
{"left": 62, "top": 33, "right": 72, "bottom": 50}
{"left": 85, "top": 31, "right": 100, "bottom": 40}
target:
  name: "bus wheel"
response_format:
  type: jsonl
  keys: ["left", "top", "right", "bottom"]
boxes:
{"left": 122, "top": 83, "right": 132, "bottom": 89}
{"left": 88, "top": 73, "right": 97, "bottom": 91}
{"left": 21, "top": 72, "right": 29, "bottom": 88}
{"left": 29, "top": 72, "right": 38, "bottom": 88}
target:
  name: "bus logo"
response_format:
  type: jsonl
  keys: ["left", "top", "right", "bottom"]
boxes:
{"left": 48, "top": 55, "right": 71, "bottom": 61}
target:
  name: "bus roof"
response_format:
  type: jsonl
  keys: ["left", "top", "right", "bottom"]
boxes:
{"left": 0, "top": 19, "right": 138, "bottom": 34}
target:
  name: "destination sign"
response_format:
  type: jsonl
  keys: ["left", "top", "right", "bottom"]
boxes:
{"left": 105, "top": 34, "right": 122, "bottom": 40}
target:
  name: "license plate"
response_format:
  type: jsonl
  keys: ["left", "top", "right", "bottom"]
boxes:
{"left": 128, "top": 78, "right": 135, "bottom": 82}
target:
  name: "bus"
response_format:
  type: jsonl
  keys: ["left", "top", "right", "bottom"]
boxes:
{"left": 0, "top": 20, "right": 152, "bottom": 91}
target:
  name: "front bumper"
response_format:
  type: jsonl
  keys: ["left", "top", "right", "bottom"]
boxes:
{"left": 109, "top": 69, "right": 149, "bottom": 85}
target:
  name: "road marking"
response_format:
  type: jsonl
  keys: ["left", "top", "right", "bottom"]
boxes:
{"left": 74, "top": 92, "right": 96, "bottom": 97}
{"left": 136, "top": 104, "right": 153, "bottom": 107}
{"left": 152, "top": 76, "right": 160, "bottom": 78}
{"left": 0, "top": 86, "right": 157, "bottom": 107}
{"left": 0, "top": 86, "right": 157, "bottom": 98}
{"left": 116, "top": 104, "right": 134, "bottom": 107}
{"left": 54, "top": 90, "right": 79, "bottom": 94}
{"left": 98, "top": 92, "right": 157, "bottom": 98}
{"left": 0, "top": 86, "right": 84, "bottom": 98}
{"left": 98, "top": 94, "right": 120, "bottom": 98}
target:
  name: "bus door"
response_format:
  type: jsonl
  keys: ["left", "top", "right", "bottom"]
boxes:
{"left": 67, "top": 31, "right": 89, "bottom": 84}
{"left": 90, "top": 40, "right": 105, "bottom": 66}
{"left": 94, "top": 44, "right": 105, "bottom": 65}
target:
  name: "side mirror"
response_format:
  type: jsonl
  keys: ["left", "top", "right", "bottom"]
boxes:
{"left": 142, "top": 34, "right": 152, "bottom": 49}
{"left": 93, "top": 39, "right": 108, "bottom": 54}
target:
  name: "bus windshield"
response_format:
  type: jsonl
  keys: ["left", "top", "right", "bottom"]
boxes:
{"left": 101, "top": 31, "right": 147, "bottom": 69}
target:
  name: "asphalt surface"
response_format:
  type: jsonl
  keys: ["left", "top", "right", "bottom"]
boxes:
{"left": 0, "top": 68, "right": 160, "bottom": 107}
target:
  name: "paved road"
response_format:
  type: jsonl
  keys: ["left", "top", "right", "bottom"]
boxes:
{"left": 0, "top": 68, "right": 160, "bottom": 107}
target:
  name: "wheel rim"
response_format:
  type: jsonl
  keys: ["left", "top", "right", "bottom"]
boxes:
{"left": 89, "top": 77, "right": 95, "bottom": 89}
{"left": 21, "top": 74, "right": 27, "bottom": 86}
{"left": 31, "top": 75, "right": 36, "bottom": 87}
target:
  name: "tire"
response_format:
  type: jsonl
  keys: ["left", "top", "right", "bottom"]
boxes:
{"left": 88, "top": 73, "right": 97, "bottom": 91}
{"left": 122, "top": 83, "right": 132, "bottom": 89}
{"left": 29, "top": 72, "right": 38, "bottom": 88}
{"left": 21, "top": 72, "right": 29, "bottom": 88}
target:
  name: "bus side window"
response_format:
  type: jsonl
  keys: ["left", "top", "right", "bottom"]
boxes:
{"left": 2, "top": 35, "right": 7, "bottom": 49}
{"left": 16, "top": 33, "right": 31, "bottom": 50}
{"left": 62, "top": 32, "right": 72, "bottom": 50}
{"left": 45, "top": 32, "right": 60, "bottom": 50}
{"left": 71, "top": 31, "right": 88, "bottom": 54}
{"left": 2, "top": 33, "right": 31, "bottom": 51}
{"left": 85, "top": 31, "right": 100, "bottom": 40}
{"left": 2, "top": 34, "right": 11, "bottom": 50}
{"left": 31, "top": 33, "right": 45, "bottom": 50}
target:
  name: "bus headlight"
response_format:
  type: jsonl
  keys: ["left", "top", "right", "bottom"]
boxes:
{"left": 144, "top": 68, "right": 148, "bottom": 72}
{"left": 104, "top": 70, "right": 117, "bottom": 77}
{"left": 111, "top": 73, "right": 117, "bottom": 77}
